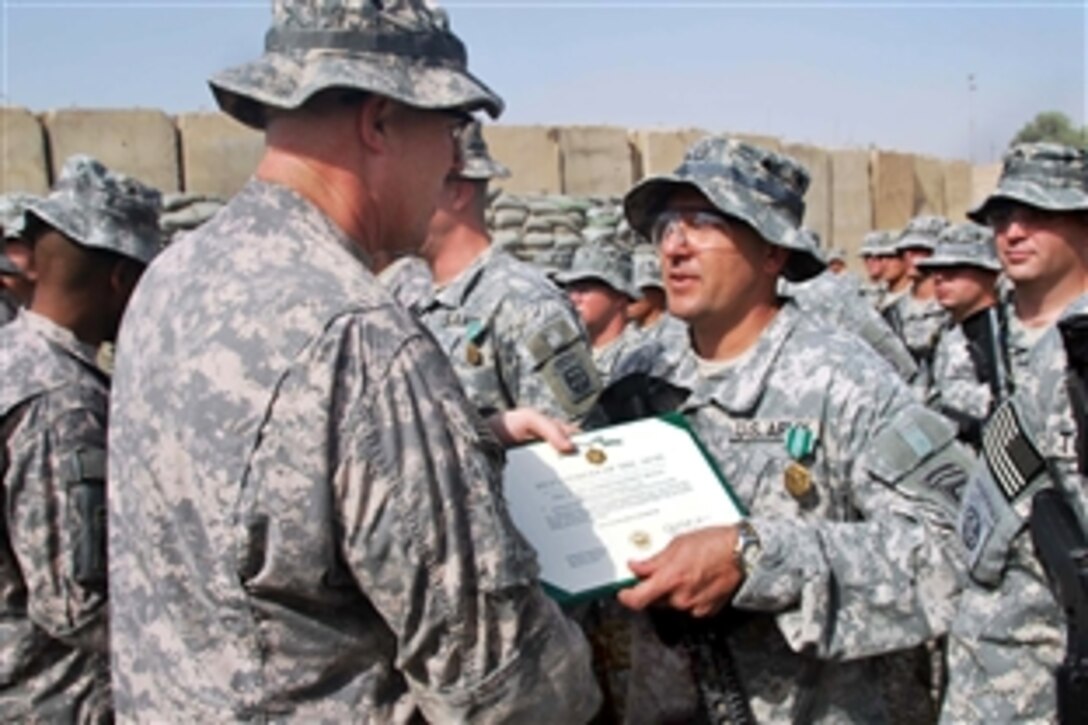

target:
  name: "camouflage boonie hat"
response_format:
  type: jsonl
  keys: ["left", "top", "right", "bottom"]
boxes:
{"left": 968, "top": 142, "right": 1088, "bottom": 223}
{"left": 632, "top": 244, "right": 662, "bottom": 291}
{"left": 210, "top": 0, "right": 503, "bottom": 130}
{"left": 25, "top": 155, "right": 163, "bottom": 265}
{"left": 894, "top": 215, "right": 948, "bottom": 253}
{"left": 624, "top": 136, "right": 824, "bottom": 282}
{"left": 0, "top": 193, "right": 36, "bottom": 240}
{"left": 457, "top": 121, "right": 510, "bottom": 181}
{"left": 916, "top": 222, "right": 1001, "bottom": 273}
{"left": 826, "top": 247, "right": 847, "bottom": 264}
{"left": 860, "top": 230, "right": 894, "bottom": 257}
{"left": 554, "top": 237, "right": 637, "bottom": 298}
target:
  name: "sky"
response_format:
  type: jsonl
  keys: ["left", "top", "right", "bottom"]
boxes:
{"left": 1, "top": 0, "right": 1085, "bottom": 163}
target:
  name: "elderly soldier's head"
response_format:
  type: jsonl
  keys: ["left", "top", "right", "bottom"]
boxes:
{"left": 212, "top": 0, "right": 502, "bottom": 261}
{"left": 623, "top": 136, "right": 823, "bottom": 352}
{"left": 917, "top": 222, "right": 1001, "bottom": 323}
{"left": 969, "top": 143, "right": 1088, "bottom": 294}
{"left": 1, "top": 193, "right": 38, "bottom": 306}
{"left": 23, "top": 155, "right": 161, "bottom": 344}
{"left": 556, "top": 236, "right": 637, "bottom": 348}
{"left": 421, "top": 120, "right": 509, "bottom": 279}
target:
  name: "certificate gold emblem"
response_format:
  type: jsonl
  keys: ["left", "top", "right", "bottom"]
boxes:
{"left": 784, "top": 462, "right": 813, "bottom": 499}
{"left": 629, "top": 530, "right": 652, "bottom": 549}
{"left": 585, "top": 447, "right": 607, "bottom": 465}
{"left": 465, "top": 343, "right": 483, "bottom": 367}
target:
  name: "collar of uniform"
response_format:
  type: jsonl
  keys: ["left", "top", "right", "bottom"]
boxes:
{"left": 247, "top": 179, "right": 373, "bottom": 271}
{"left": 679, "top": 301, "right": 801, "bottom": 415}
{"left": 428, "top": 245, "right": 494, "bottom": 310}
{"left": 19, "top": 308, "right": 102, "bottom": 372}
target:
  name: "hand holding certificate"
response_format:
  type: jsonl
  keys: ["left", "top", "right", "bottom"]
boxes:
{"left": 501, "top": 414, "right": 745, "bottom": 603}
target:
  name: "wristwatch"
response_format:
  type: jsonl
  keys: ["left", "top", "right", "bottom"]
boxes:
{"left": 734, "top": 519, "right": 762, "bottom": 578}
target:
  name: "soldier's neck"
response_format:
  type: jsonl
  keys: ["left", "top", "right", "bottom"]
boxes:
{"left": 424, "top": 227, "right": 489, "bottom": 286}
{"left": 1014, "top": 271, "right": 1088, "bottom": 330}
{"left": 31, "top": 292, "right": 108, "bottom": 348}
{"left": 691, "top": 301, "right": 780, "bottom": 362}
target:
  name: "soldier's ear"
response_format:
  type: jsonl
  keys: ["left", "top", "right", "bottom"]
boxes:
{"left": 764, "top": 243, "right": 789, "bottom": 277}
{"left": 356, "top": 96, "right": 395, "bottom": 154}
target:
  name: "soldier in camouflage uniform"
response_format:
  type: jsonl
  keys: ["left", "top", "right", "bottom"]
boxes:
{"left": 106, "top": 1, "right": 600, "bottom": 722}
{"left": 859, "top": 230, "right": 892, "bottom": 308}
{"left": 783, "top": 229, "right": 919, "bottom": 382}
{"left": 944, "top": 142, "right": 1088, "bottom": 722}
{"left": 878, "top": 228, "right": 912, "bottom": 313}
{"left": 0, "top": 155, "right": 161, "bottom": 722}
{"left": 615, "top": 136, "right": 969, "bottom": 723}
{"left": 0, "top": 193, "right": 38, "bottom": 313}
{"left": 917, "top": 223, "right": 1003, "bottom": 444}
{"left": 556, "top": 237, "right": 650, "bottom": 383}
{"left": 628, "top": 243, "right": 689, "bottom": 369}
{"left": 883, "top": 216, "right": 951, "bottom": 399}
{"left": 412, "top": 120, "right": 601, "bottom": 421}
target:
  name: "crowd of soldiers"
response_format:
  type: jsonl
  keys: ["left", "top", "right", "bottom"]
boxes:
{"left": 1, "top": 0, "right": 1086, "bottom": 723}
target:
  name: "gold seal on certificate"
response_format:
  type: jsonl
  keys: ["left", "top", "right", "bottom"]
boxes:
{"left": 501, "top": 414, "right": 745, "bottom": 603}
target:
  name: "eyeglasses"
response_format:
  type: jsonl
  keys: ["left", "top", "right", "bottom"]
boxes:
{"left": 650, "top": 209, "right": 736, "bottom": 249}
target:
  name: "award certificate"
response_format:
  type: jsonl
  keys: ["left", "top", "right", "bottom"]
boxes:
{"left": 501, "top": 414, "right": 744, "bottom": 603}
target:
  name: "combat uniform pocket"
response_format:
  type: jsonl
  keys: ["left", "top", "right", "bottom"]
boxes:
{"left": 65, "top": 446, "right": 107, "bottom": 590}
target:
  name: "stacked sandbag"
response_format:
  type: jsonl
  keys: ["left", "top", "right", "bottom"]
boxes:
{"left": 159, "top": 193, "right": 226, "bottom": 244}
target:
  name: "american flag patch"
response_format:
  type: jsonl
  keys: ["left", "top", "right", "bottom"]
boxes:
{"left": 981, "top": 401, "right": 1046, "bottom": 502}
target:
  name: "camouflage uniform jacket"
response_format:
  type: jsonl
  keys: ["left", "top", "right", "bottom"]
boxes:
{"left": 593, "top": 323, "right": 661, "bottom": 385}
{"left": 943, "top": 293, "right": 1088, "bottom": 722}
{"left": 928, "top": 323, "right": 991, "bottom": 422}
{"left": 377, "top": 254, "right": 432, "bottom": 310}
{"left": 664, "top": 301, "right": 968, "bottom": 722}
{"left": 0, "top": 310, "right": 111, "bottom": 723}
{"left": 859, "top": 280, "right": 887, "bottom": 309}
{"left": 412, "top": 247, "right": 601, "bottom": 421}
{"left": 892, "top": 292, "right": 948, "bottom": 397}
{"left": 107, "top": 180, "right": 600, "bottom": 723}
{"left": 784, "top": 270, "right": 919, "bottom": 381}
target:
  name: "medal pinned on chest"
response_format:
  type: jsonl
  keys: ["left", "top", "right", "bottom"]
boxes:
{"left": 465, "top": 320, "right": 485, "bottom": 367}
{"left": 783, "top": 424, "right": 817, "bottom": 501}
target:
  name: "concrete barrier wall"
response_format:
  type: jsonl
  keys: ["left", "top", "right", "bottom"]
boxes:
{"left": 1, "top": 105, "right": 1006, "bottom": 255}
{"left": 43, "top": 108, "right": 180, "bottom": 192}
{"left": 177, "top": 112, "right": 263, "bottom": 199}
{"left": 1, "top": 107, "right": 50, "bottom": 194}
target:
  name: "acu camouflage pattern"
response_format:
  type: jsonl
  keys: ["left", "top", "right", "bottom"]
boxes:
{"left": 0, "top": 192, "right": 36, "bottom": 240}
{"left": 107, "top": 179, "right": 600, "bottom": 722}
{"left": 646, "top": 301, "right": 969, "bottom": 722}
{"left": 25, "top": 155, "right": 163, "bottom": 265}
{"left": 377, "top": 253, "right": 432, "bottom": 308}
{"left": 783, "top": 269, "right": 919, "bottom": 381}
{"left": 456, "top": 120, "right": 510, "bottom": 181}
{"left": 210, "top": 0, "right": 504, "bottom": 130}
{"left": 916, "top": 221, "right": 1001, "bottom": 272}
{"left": 889, "top": 292, "right": 948, "bottom": 397}
{"left": 555, "top": 235, "right": 638, "bottom": 299}
{"left": 0, "top": 311, "right": 112, "bottom": 723}
{"left": 894, "top": 215, "right": 948, "bottom": 253}
{"left": 624, "top": 135, "right": 825, "bottom": 282}
{"left": 412, "top": 247, "right": 602, "bottom": 421}
{"left": 969, "top": 142, "right": 1088, "bottom": 221}
{"left": 927, "top": 323, "right": 992, "bottom": 423}
{"left": 944, "top": 293, "right": 1088, "bottom": 722}
{"left": 631, "top": 243, "right": 663, "bottom": 291}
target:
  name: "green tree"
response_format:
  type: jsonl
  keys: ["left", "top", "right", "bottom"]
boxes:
{"left": 1011, "top": 111, "right": 1088, "bottom": 149}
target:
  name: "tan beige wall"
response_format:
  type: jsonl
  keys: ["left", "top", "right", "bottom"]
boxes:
{"left": 1, "top": 106, "right": 1002, "bottom": 243}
